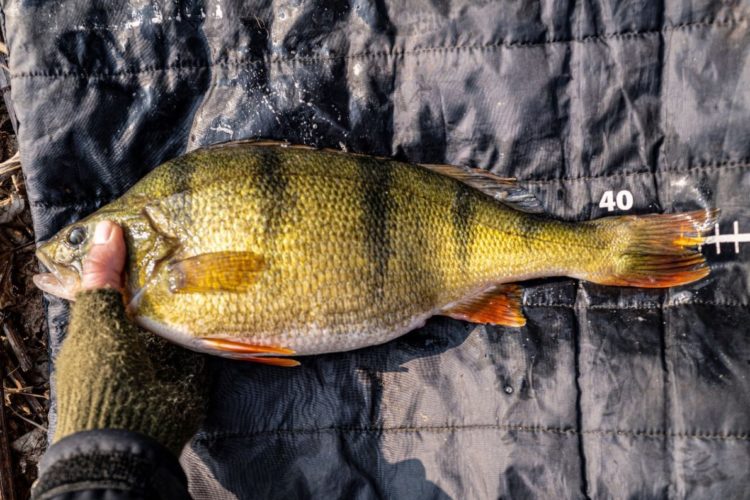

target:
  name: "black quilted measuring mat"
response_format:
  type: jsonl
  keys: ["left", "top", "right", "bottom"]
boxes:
{"left": 3, "top": 0, "right": 749, "bottom": 497}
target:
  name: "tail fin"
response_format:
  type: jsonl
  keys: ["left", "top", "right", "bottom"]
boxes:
{"left": 586, "top": 209, "right": 720, "bottom": 288}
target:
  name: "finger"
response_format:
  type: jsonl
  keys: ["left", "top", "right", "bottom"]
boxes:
{"left": 81, "top": 221, "right": 126, "bottom": 291}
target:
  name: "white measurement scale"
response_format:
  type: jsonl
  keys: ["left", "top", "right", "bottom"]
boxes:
{"left": 702, "top": 221, "right": 750, "bottom": 255}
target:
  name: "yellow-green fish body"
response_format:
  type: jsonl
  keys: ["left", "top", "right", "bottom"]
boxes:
{"left": 34, "top": 142, "right": 718, "bottom": 365}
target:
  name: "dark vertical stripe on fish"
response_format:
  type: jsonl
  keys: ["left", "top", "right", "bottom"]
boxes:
{"left": 169, "top": 156, "right": 198, "bottom": 226}
{"left": 359, "top": 158, "right": 392, "bottom": 303}
{"left": 170, "top": 156, "right": 198, "bottom": 193}
{"left": 257, "top": 147, "right": 290, "bottom": 242}
{"left": 452, "top": 183, "right": 475, "bottom": 267}
{"left": 409, "top": 166, "right": 442, "bottom": 309}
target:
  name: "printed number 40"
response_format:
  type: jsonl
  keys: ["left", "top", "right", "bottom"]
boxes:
{"left": 599, "top": 190, "right": 633, "bottom": 212}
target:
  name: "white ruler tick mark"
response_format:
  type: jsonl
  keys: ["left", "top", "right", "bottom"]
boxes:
{"left": 701, "top": 221, "right": 750, "bottom": 254}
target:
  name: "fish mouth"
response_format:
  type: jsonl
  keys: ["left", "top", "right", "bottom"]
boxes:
{"left": 33, "top": 250, "right": 81, "bottom": 301}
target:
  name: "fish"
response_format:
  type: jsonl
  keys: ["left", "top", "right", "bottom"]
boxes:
{"left": 34, "top": 141, "right": 719, "bottom": 367}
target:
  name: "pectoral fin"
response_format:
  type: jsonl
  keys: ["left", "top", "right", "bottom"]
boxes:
{"left": 440, "top": 284, "right": 526, "bottom": 327}
{"left": 168, "top": 251, "right": 266, "bottom": 293}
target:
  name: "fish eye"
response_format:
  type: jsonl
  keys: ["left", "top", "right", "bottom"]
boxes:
{"left": 66, "top": 226, "right": 87, "bottom": 246}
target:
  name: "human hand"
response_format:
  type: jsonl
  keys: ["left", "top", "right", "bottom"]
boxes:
{"left": 79, "top": 220, "right": 126, "bottom": 291}
{"left": 53, "top": 221, "right": 210, "bottom": 456}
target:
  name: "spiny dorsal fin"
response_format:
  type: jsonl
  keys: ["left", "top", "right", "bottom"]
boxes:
{"left": 207, "top": 138, "right": 308, "bottom": 151}
{"left": 440, "top": 283, "right": 526, "bottom": 327}
{"left": 205, "top": 140, "right": 544, "bottom": 213}
{"left": 419, "top": 163, "right": 544, "bottom": 213}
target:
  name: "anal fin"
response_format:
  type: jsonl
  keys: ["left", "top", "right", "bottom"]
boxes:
{"left": 440, "top": 284, "right": 526, "bottom": 327}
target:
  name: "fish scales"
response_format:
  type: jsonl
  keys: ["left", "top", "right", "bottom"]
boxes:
{"left": 133, "top": 147, "right": 576, "bottom": 351}
{"left": 34, "top": 142, "right": 719, "bottom": 362}
{"left": 135, "top": 148, "right": 493, "bottom": 352}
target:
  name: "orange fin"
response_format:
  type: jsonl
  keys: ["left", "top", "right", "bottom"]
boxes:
{"left": 247, "top": 357, "right": 301, "bottom": 367}
{"left": 588, "top": 209, "right": 720, "bottom": 288}
{"left": 199, "top": 337, "right": 295, "bottom": 355}
{"left": 197, "top": 338, "right": 300, "bottom": 367}
{"left": 440, "top": 284, "right": 526, "bottom": 327}
{"left": 168, "top": 251, "right": 265, "bottom": 293}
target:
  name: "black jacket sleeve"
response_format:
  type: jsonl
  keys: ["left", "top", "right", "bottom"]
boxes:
{"left": 31, "top": 429, "right": 191, "bottom": 500}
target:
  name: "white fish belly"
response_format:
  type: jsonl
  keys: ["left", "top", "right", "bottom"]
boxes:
{"left": 135, "top": 312, "right": 435, "bottom": 358}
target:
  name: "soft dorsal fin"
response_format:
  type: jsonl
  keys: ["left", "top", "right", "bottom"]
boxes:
{"left": 420, "top": 163, "right": 544, "bottom": 213}
{"left": 440, "top": 283, "right": 526, "bottom": 327}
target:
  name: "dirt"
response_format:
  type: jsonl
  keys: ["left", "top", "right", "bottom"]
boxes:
{"left": 0, "top": 95, "right": 48, "bottom": 499}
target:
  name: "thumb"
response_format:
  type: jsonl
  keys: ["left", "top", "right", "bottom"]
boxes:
{"left": 81, "top": 221, "right": 126, "bottom": 291}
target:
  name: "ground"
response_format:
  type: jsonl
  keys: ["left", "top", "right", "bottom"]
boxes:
{"left": 0, "top": 95, "right": 48, "bottom": 500}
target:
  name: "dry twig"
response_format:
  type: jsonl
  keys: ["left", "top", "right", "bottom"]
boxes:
{"left": 5, "top": 371, "right": 43, "bottom": 416}
{"left": 2, "top": 322, "right": 31, "bottom": 373}
{"left": 0, "top": 152, "right": 19, "bottom": 178}
{"left": 0, "top": 359, "right": 18, "bottom": 500}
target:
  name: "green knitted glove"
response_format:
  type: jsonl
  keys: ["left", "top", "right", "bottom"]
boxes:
{"left": 54, "top": 288, "right": 210, "bottom": 456}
